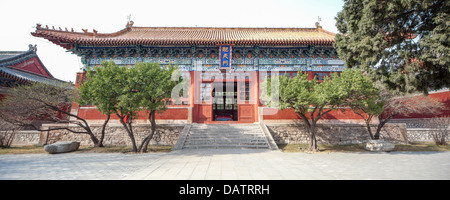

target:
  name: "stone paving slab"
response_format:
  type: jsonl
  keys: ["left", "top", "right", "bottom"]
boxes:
{"left": 0, "top": 150, "right": 449, "bottom": 180}
{"left": 0, "top": 153, "right": 164, "bottom": 180}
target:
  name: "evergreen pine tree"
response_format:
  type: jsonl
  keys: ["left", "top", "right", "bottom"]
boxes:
{"left": 335, "top": 0, "right": 449, "bottom": 95}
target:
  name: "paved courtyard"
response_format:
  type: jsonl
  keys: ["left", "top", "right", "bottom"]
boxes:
{"left": 0, "top": 149, "right": 449, "bottom": 180}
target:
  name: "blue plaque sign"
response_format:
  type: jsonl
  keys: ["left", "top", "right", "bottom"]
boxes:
{"left": 219, "top": 45, "right": 232, "bottom": 69}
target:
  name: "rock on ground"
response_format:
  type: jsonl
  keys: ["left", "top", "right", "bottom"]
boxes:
{"left": 364, "top": 140, "right": 395, "bottom": 152}
{"left": 44, "top": 141, "right": 80, "bottom": 154}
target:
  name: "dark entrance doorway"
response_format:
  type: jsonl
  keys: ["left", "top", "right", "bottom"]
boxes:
{"left": 212, "top": 82, "right": 237, "bottom": 121}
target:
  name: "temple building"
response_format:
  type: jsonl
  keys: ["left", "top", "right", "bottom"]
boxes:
{"left": 30, "top": 21, "right": 373, "bottom": 123}
{"left": 0, "top": 45, "right": 69, "bottom": 100}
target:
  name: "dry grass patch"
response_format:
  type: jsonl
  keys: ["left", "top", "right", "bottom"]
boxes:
{"left": 394, "top": 142, "right": 450, "bottom": 152}
{"left": 0, "top": 145, "right": 174, "bottom": 154}
{"left": 278, "top": 144, "right": 366, "bottom": 153}
{"left": 278, "top": 142, "right": 450, "bottom": 153}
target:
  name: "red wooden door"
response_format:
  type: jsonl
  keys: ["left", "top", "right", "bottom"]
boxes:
{"left": 198, "top": 105, "right": 212, "bottom": 122}
{"left": 238, "top": 81, "right": 254, "bottom": 122}
{"left": 197, "top": 82, "right": 212, "bottom": 122}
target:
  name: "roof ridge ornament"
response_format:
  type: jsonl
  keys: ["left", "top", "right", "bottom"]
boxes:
{"left": 28, "top": 44, "right": 37, "bottom": 52}
{"left": 126, "top": 20, "right": 134, "bottom": 28}
{"left": 126, "top": 14, "right": 134, "bottom": 28}
{"left": 36, "top": 23, "right": 76, "bottom": 33}
{"left": 315, "top": 16, "right": 323, "bottom": 30}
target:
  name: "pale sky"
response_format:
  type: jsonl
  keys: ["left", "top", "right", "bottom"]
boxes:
{"left": 0, "top": 0, "right": 344, "bottom": 83}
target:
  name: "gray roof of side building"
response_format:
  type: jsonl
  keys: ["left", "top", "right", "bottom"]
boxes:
{"left": 0, "top": 45, "right": 72, "bottom": 88}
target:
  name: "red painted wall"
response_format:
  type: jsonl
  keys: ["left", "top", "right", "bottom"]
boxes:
{"left": 11, "top": 57, "right": 52, "bottom": 78}
{"left": 77, "top": 106, "right": 189, "bottom": 120}
{"left": 263, "top": 91, "right": 450, "bottom": 121}
{"left": 72, "top": 70, "right": 449, "bottom": 122}
{"left": 73, "top": 72, "right": 189, "bottom": 121}
{"left": 394, "top": 90, "right": 450, "bottom": 119}
{"left": 262, "top": 107, "right": 363, "bottom": 120}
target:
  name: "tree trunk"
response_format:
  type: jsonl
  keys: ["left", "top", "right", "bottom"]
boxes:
{"left": 98, "top": 114, "right": 110, "bottom": 147}
{"left": 70, "top": 117, "right": 99, "bottom": 147}
{"left": 68, "top": 118, "right": 99, "bottom": 147}
{"left": 365, "top": 119, "right": 375, "bottom": 140}
{"left": 139, "top": 110, "right": 157, "bottom": 153}
{"left": 44, "top": 130, "right": 50, "bottom": 145}
{"left": 48, "top": 103, "right": 101, "bottom": 147}
{"left": 87, "top": 130, "right": 100, "bottom": 147}
{"left": 298, "top": 112, "right": 319, "bottom": 152}
{"left": 117, "top": 114, "right": 137, "bottom": 152}
{"left": 308, "top": 122, "right": 319, "bottom": 152}
{"left": 4, "top": 130, "right": 15, "bottom": 148}
{"left": 374, "top": 114, "right": 394, "bottom": 140}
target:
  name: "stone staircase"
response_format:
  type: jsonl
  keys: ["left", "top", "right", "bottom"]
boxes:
{"left": 175, "top": 124, "right": 278, "bottom": 150}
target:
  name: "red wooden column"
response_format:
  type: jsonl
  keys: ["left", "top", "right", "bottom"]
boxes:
{"left": 192, "top": 71, "right": 199, "bottom": 122}
{"left": 188, "top": 71, "right": 195, "bottom": 123}
{"left": 254, "top": 71, "right": 260, "bottom": 122}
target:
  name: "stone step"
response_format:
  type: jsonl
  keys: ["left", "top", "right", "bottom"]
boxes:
{"left": 186, "top": 134, "right": 266, "bottom": 138}
{"left": 189, "top": 131, "right": 263, "bottom": 135}
{"left": 184, "top": 143, "right": 268, "bottom": 147}
{"left": 186, "top": 138, "right": 267, "bottom": 142}
{"left": 184, "top": 140, "right": 268, "bottom": 144}
{"left": 189, "top": 129, "right": 262, "bottom": 132}
{"left": 188, "top": 130, "right": 262, "bottom": 133}
{"left": 180, "top": 124, "right": 270, "bottom": 149}
{"left": 190, "top": 126, "right": 261, "bottom": 130}
{"left": 190, "top": 126, "right": 260, "bottom": 128}
{"left": 186, "top": 138, "right": 266, "bottom": 142}
{"left": 183, "top": 144, "right": 269, "bottom": 149}
{"left": 187, "top": 133, "right": 266, "bottom": 138}
{"left": 189, "top": 130, "right": 262, "bottom": 134}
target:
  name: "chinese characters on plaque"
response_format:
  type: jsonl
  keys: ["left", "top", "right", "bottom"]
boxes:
{"left": 220, "top": 45, "right": 232, "bottom": 69}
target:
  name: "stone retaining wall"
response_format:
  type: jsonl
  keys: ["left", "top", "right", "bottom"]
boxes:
{"left": 13, "top": 131, "right": 41, "bottom": 145}
{"left": 407, "top": 128, "right": 450, "bottom": 142}
{"left": 1, "top": 130, "right": 41, "bottom": 146}
{"left": 266, "top": 123, "right": 408, "bottom": 144}
{"left": 5, "top": 122, "right": 415, "bottom": 146}
{"left": 40, "top": 123, "right": 184, "bottom": 146}
{"left": 388, "top": 118, "right": 449, "bottom": 142}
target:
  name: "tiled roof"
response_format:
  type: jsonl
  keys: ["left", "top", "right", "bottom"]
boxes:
{"left": 0, "top": 46, "right": 68, "bottom": 86}
{"left": 0, "top": 51, "right": 26, "bottom": 60}
{"left": 31, "top": 21, "right": 336, "bottom": 49}
{"left": 0, "top": 66, "right": 67, "bottom": 86}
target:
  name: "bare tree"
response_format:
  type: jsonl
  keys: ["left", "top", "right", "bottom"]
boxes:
{"left": 0, "top": 82, "right": 102, "bottom": 147}
{"left": 0, "top": 119, "right": 21, "bottom": 148}
{"left": 373, "top": 91, "right": 445, "bottom": 140}
{"left": 348, "top": 82, "right": 445, "bottom": 140}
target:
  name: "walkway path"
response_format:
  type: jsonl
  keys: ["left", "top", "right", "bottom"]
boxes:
{"left": 0, "top": 150, "right": 449, "bottom": 180}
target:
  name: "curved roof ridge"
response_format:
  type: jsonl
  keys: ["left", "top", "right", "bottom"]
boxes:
{"left": 130, "top": 26, "right": 323, "bottom": 32}
{"left": 32, "top": 21, "right": 337, "bottom": 49}
{"left": 33, "top": 23, "right": 132, "bottom": 37}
